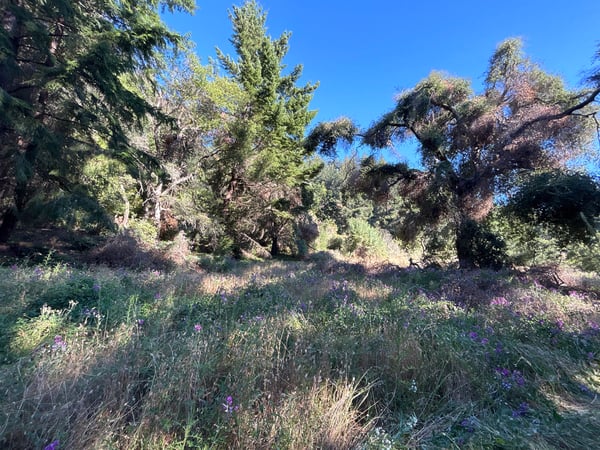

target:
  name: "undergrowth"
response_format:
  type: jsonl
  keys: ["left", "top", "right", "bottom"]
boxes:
{"left": 0, "top": 254, "right": 598, "bottom": 449}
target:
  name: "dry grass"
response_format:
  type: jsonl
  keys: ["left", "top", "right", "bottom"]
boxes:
{"left": 1, "top": 255, "right": 599, "bottom": 448}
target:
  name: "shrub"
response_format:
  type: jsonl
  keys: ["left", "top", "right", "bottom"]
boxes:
{"left": 457, "top": 219, "right": 510, "bottom": 269}
{"left": 345, "top": 218, "right": 388, "bottom": 259}
{"left": 89, "top": 233, "right": 171, "bottom": 270}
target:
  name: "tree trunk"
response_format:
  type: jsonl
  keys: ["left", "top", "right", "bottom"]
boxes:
{"left": 456, "top": 219, "right": 477, "bottom": 269}
{"left": 0, "top": 208, "right": 18, "bottom": 243}
{"left": 0, "top": 180, "right": 30, "bottom": 243}
{"left": 270, "top": 234, "right": 279, "bottom": 257}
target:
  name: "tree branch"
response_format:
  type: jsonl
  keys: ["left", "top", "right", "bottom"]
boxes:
{"left": 510, "top": 87, "right": 600, "bottom": 140}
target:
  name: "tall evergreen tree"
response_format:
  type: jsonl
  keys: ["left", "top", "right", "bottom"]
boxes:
{"left": 0, "top": 0, "right": 194, "bottom": 242}
{"left": 210, "top": 0, "right": 320, "bottom": 256}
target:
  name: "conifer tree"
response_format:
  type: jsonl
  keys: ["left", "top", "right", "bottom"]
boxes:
{"left": 211, "top": 0, "right": 320, "bottom": 256}
{"left": 0, "top": 0, "right": 194, "bottom": 242}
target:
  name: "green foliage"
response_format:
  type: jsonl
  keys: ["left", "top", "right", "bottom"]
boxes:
{"left": 0, "top": 0, "right": 194, "bottom": 241}
{"left": 345, "top": 218, "right": 388, "bottom": 259}
{"left": 81, "top": 155, "right": 141, "bottom": 219}
{"left": 456, "top": 219, "right": 509, "bottom": 269}
{"left": 304, "top": 117, "right": 358, "bottom": 157}
{"left": 507, "top": 170, "right": 600, "bottom": 245}
{"left": 204, "top": 1, "right": 321, "bottom": 256}
{"left": 19, "top": 189, "right": 115, "bottom": 232}
{"left": 128, "top": 219, "right": 160, "bottom": 246}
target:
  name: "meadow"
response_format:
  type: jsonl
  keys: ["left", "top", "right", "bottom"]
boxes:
{"left": 0, "top": 252, "right": 599, "bottom": 449}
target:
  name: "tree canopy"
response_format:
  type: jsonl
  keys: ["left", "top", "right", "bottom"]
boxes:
{"left": 354, "top": 38, "right": 600, "bottom": 267}
{"left": 1, "top": 1, "right": 600, "bottom": 267}
{"left": 0, "top": 0, "right": 194, "bottom": 242}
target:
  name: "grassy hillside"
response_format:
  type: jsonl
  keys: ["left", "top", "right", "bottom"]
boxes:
{"left": 1, "top": 253, "right": 599, "bottom": 449}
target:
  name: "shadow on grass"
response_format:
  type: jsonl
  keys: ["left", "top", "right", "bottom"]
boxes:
{"left": 0, "top": 252, "right": 599, "bottom": 448}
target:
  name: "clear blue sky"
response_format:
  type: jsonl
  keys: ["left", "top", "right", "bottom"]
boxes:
{"left": 163, "top": 0, "right": 600, "bottom": 162}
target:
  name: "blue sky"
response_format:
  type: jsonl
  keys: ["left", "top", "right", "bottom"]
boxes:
{"left": 163, "top": 1, "right": 600, "bottom": 162}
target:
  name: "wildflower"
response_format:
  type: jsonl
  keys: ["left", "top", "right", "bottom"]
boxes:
{"left": 495, "top": 343, "right": 503, "bottom": 354}
{"left": 496, "top": 367, "right": 511, "bottom": 377}
{"left": 480, "top": 338, "right": 489, "bottom": 345}
{"left": 511, "top": 402, "right": 529, "bottom": 417}
{"left": 222, "top": 395, "right": 239, "bottom": 414}
{"left": 194, "top": 324, "right": 202, "bottom": 332}
{"left": 468, "top": 331, "right": 478, "bottom": 340}
{"left": 154, "top": 292, "right": 162, "bottom": 300}
{"left": 587, "top": 352, "right": 595, "bottom": 360}
{"left": 512, "top": 370, "right": 525, "bottom": 386}
{"left": 556, "top": 319, "right": 564, "bottom": 330}
{"left": 491, "top": 296, "right": 510, "bottom": 306}
{"left": 299, "top": 302, "right": 307, "bottom": 312}
{"left": 136, "top": 319, "right": 145, "bottom": 326}
{"left": 44, "top": 440, "right": 60, "bottom": 450}
{"left": 92, "top": 283, "right": 101, "bottom": 292}
{"left": 52, "top": 335, "right": 66, "bottom": 351}
{"left": 569, "top": 290, "right": 585, "bottom": 300}
{"left": 409, "top": 379, "right": 418, "bottom": 393}
{"left": 10, "top": 264, "right": 17, "bottom": 271}
{"left": 460, "top": 417, "right": 476, "bottom": 433}
{"left": 220, "top": 292, "right": 228, "bottom": 304}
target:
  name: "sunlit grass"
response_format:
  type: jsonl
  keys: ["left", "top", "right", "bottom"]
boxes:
{"left": 0, "top": 253, "right": 598, "bottom": 448}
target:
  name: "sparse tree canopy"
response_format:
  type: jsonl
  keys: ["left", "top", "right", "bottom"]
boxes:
{"left": 358, "top": 38, "right": 600, "bottom": 267}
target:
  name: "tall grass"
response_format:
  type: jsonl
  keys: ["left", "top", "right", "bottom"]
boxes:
{"left": 0, "top": 255, "right": 598, "bottom": 449}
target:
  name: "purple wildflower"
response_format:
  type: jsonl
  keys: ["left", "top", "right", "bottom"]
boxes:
{"left": 92, "top": 283, "right": 100, "bottom": 292}
{"left": 154, "top": 292, "right": 162, "bottom": 300}
{"left": 136, "top": 319, "right": 145, "bottom": 326}
{"left": 496, "top": 367, "right": 511, "bottom": 377}
{"left": 468, "top": 331, "right": 478, "bottom": 340}
{"left": 194, "top": 324, "right": 202, "bottom": 332}
{"left": 222, "top": 395, "right": 239, "bottom": 414}
{"left": 480, "top": 338, "right": 489, "bottom": 345}
{"left": 512, "top": 370, "right": 525, "bottom": 386}
{"left": 491, "top": 296, "right": 510, "bottom": 306}
{"left": 52, "top": 335, "right": 66, "bottom": 351}
{"left": 511, "top": 402, "right": 529, "bottom": 418}
{"left": 460, "top": 417, "right": 476, "bottom": 433}
{"left": 556, "top": 319, "right": 564, "bottom": 330}
{"left": 44, "top": 440, "right": 60, "bottom": 450}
